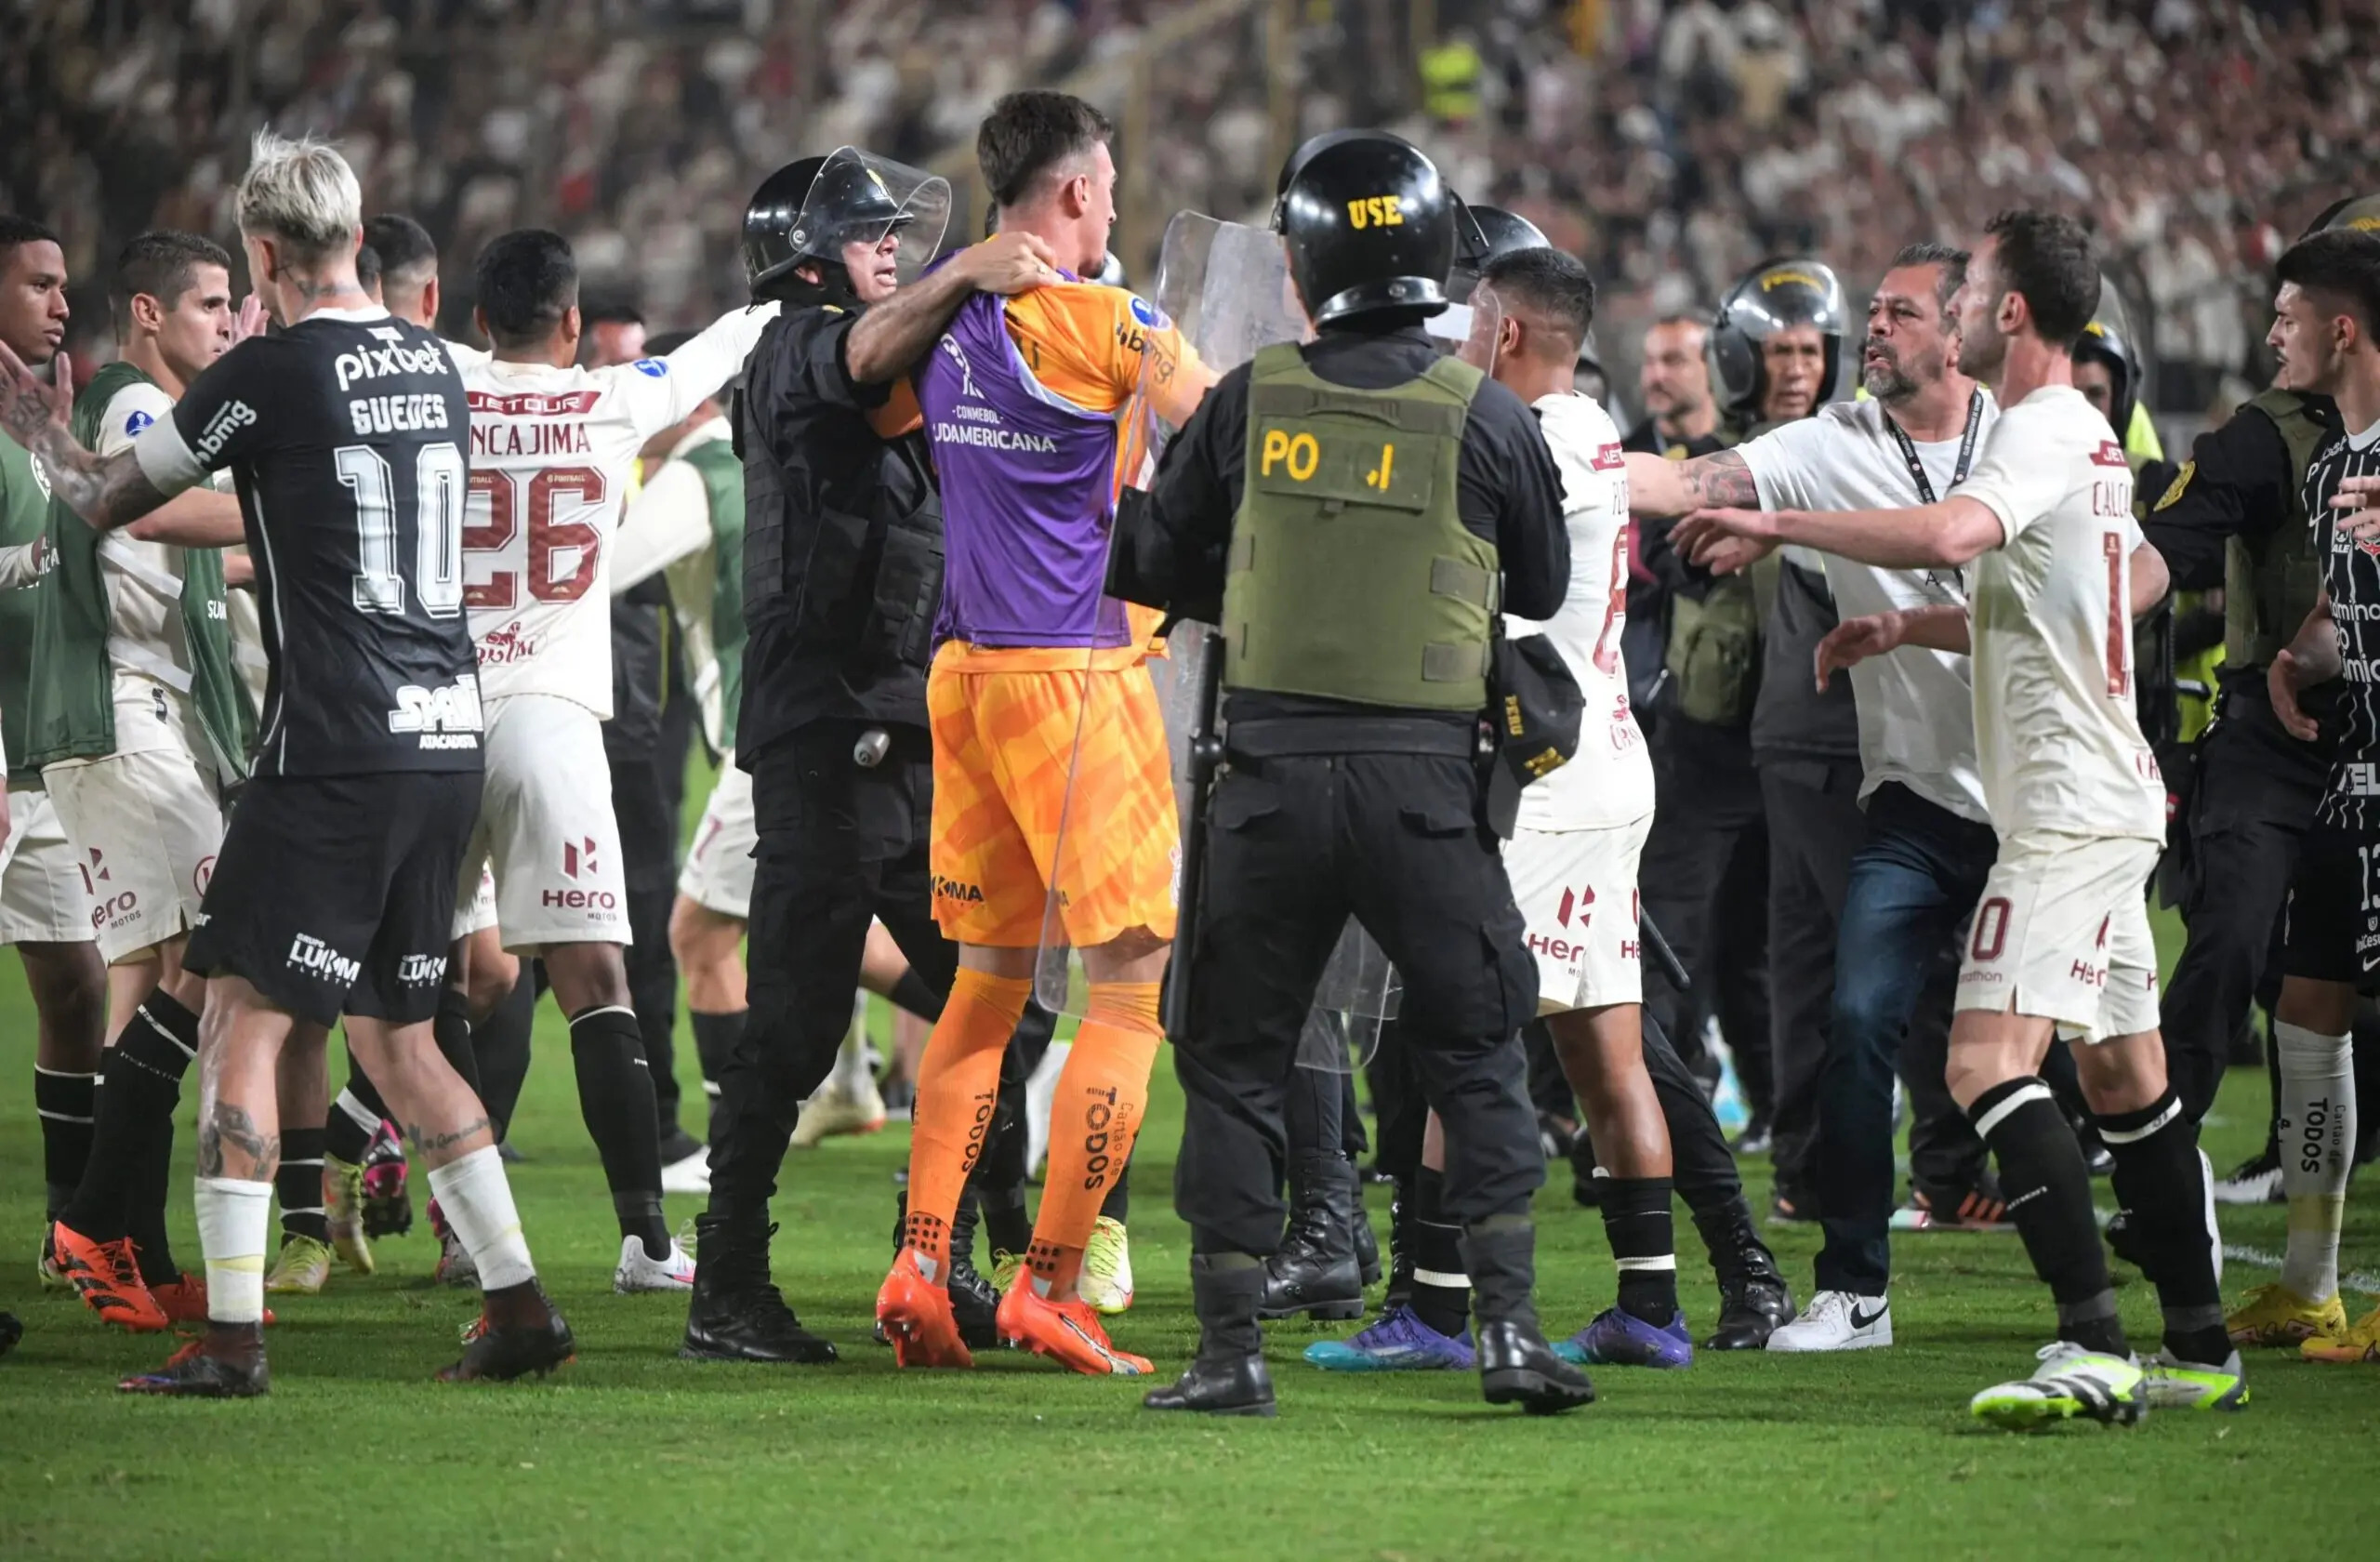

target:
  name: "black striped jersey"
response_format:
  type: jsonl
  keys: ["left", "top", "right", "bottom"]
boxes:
{"left": 2307, "top": 419, "right": 2380, "bottom": 830}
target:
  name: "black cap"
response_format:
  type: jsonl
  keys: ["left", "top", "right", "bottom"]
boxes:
{"left": 1272, "top": 131, "right": 1456, "bottom": 325}
{"left": 1709, "top": 258, "right": 1846, "bottom": 419}
{"left": 1484, "top": 633, "right": 1584, "bottom": 839}
{"left": 743, "top": 153, "right": 913, "bottom": 298}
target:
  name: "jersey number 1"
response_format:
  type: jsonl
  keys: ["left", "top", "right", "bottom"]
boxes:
{"left": 2102, "top": 531, "right": 2131, "bottom": 697}
{"left": 338, "top": 443, "right": 466, "bottom": 618}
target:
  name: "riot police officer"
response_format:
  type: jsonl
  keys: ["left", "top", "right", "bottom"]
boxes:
{"left": 683, "top": 151, "right": 1056, "bottom": 1362}
{"left": 2143, "top": 193, "right": 2378, "bottom": 1170}
{"left": 1115, "top": 131, "right": 1588, "bottom": 1417}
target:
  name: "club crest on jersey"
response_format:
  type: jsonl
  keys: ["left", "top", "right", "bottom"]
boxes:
{"left": 124, "top": 409, "right": 153, "bottom": 438}
{"left": 631, "top": 358, "right": 668, "bottom": 377}
{"left": 387, "top": 677, "right": 483, "bottom": 748}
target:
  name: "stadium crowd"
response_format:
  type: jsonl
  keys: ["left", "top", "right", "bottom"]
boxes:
{"left": 9, "top": 0, "right": 2374, "bottom": 409}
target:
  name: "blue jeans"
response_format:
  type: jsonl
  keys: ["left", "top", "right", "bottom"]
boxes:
{"left": 1812, "top": 784, "right": 1998, "bottom": 1296}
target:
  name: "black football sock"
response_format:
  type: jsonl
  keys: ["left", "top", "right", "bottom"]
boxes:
{"left": 36, "top": 1066, "right": 98, "bottom": 1218}
{"left": 689, "top": 1009, "right": 747, "bottom": 1142}
{"left": 431, "top": 986, "right": 484, "bottom": 1099}
{"left": 569, "top": 1004, "right": 668, "bottom": 1257}
{"left": 62, "top": 991, "right": 198, "bottom": 1246}
{"left": 1970, "top": 1076, "right": 2126, "bottom": 1357}
{"left": 277, "top": 1126, "right": 330, "bottom": 1245}
{"left": 1098, "top": 1152, "right": 1131, "bottom": 1224}
{"left": 2096, "top": 1089, "right": 2228, "bottom": 1364}
{"left": 325, "top": 1078, "right": 382, "bottom": 1166}
{"left": 1598, "top": 1176, "right": 1680, "bottom": 1325}
{"left": 888, "top": 968, "right": 944, "bottom": 1024}
{"left": 1408, "top": 1167, "right": 1470, "bottom": 1342}
{"left": 473, "top": 972, "right": 536, "bottom": 1140}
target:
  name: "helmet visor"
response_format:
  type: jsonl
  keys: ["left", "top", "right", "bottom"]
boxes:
{"left": 791, "top": 148, "right": 953, "bottom": 285}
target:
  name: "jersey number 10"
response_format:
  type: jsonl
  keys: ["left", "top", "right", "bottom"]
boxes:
{"left": 337, "top": 442, "right": 467, "bottom": 618}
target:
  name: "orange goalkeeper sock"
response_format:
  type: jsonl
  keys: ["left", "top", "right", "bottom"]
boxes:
{"left": 904, "top": 969, "right": 1030, "bottom": 1281}
{"left": 1028, "top": 981, "right": 1162, "bottom": 1299}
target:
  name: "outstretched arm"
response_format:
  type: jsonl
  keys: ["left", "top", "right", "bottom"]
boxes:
{"left": 1622, "top": 448, "right": 1761, "bottom": 519}
{"left": 1676, "top": 495, "right": 2003, "bottom": 572}
{"left": 845, "top": 232, "right": 1060, "bottom": 387}
{"left": 0, "top": 348, "right": 174, "bottom": 532}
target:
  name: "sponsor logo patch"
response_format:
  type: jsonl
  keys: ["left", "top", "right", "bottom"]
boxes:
{"left": 288, "top": 932, "right": 362, "bottom": 986}
{"left": 1129, "top": 295, "right": 1157, "bottom": 327}
{"left": 631, "top": 358, "right": 668, "bottom": 377}
{"left": 124, "top": 409, "right": 153, "bottom": 438}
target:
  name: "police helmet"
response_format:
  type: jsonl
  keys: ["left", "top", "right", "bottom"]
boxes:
{"left": 744, "top": 150, "right": 937, "bottom": 301}
{"left": 2303, "top": 192, "right": 2380, "bottom": 239}
{"left": 1708, "top": 258, "right": 1847, "bottom": 420}
{"left": 2072, "top": 316, "right": 2139, "bottom": 441}
{"left": 1272, "top": 130, "right": 1457, "bottom": 325}
{"left": 1449, "top": 204, "right": 1552, "bottom": 303}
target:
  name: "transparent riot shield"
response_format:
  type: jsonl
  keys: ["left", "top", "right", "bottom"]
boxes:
{"left": 787, "top": 147, "right": 951, "bottom": 284}
{"left": 1028, "top": 212, "right": 1395, "bottom": 1068}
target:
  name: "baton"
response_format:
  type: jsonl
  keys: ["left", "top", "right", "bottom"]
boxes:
{"left": 1640, "top": 907, "right": 1692, "bottom": 994}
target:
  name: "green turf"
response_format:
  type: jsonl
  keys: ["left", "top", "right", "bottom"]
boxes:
{"left": 3, "top": 972, "right": 2376, "bottom": 1559}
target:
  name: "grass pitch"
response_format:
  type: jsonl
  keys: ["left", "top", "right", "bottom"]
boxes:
{"left": 2, "top": 978, "right": 2376, "bottom": 1559}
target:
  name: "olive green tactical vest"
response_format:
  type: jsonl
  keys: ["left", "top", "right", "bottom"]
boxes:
{"left": 2221, "top": 388, "right": 2330, "bottom": 668}
{"left": 1659, "top": 420, "right": 1766, "bottom": 727}
{"left": 1222, "top": 345, "right": 1495, "bottom": 711}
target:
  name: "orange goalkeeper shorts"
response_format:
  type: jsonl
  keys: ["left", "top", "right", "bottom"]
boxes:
{"left": 927, "top": 646, "right": 1181, "bottom": 948}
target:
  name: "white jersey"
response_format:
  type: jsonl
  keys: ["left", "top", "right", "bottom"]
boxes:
{"left": 1740, "top": 393, "right": 1998, "bottom": 824}
{"left": 1954, "top": 385, "right": 2164, "bottom": 842}
{"left": 91, "top": 381, "right": 195, "bottom": 697}
{"left": 1508, "top": 392, "right": 1654, "bottom": 831}
{"left": 457, "top": 303, "right": 776, "bottom": 714}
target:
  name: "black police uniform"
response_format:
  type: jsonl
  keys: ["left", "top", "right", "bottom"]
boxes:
{"left": 2143, "top": 392, "right": 2341, "bottom": 1124}
{"left": 605, "top": 575, "right": 693, "bottom": 1153}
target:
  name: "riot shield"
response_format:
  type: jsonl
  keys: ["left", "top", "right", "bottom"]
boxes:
{"left": 787, "top": 147, "right": 951, "bottom": 285}
{"left": 1028, "top": 213, "right": 1395, "bottom": 1068}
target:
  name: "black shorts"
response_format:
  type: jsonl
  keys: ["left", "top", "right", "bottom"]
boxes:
{"left": 2281, "top": 822, "right": 2380, "bottom": 994}
{"left": 186, "top": 771, "right": 483, "bottom": 1027}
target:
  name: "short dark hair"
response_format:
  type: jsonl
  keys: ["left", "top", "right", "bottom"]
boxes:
{"left": 1482, "top": 247, "right": 1595, "bottom": 348}
{"left": 1652, "top": 311, "right": 1708, "bottom": 333}
{"left": 112, "top": 231, "right": 233, "bottom": 332}
{"left": 581, "top": 298, "right": 645, "bottom": 329}
{"left": 978, "top": 91, "right": 1112, "bottom": 210}
{"left": 1982, "top": 210, "right": 2098, "bottom": 348}
{"left": 361, "top": 213, "right": 437, "bottom": 285}
{"left": 2276, "top": 229, "right": 2380, "bottom": 340}
{"left": 1888, "top": 241, "right": 1969, "bottom": 308}
{"left": 641, "top": 329, "right": 694, "bottom": 357}
{"left": 355, "top": 243, "right": 383, "bottom": 296}
{"left": 474, "top": 229, "right": 578, "bottom": 349}
{"left": 0, "top": 215, "right": 61, "bottom": 265}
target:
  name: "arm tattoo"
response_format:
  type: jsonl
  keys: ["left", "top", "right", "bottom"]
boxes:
{"left": 30, "top": 427, "right": 169, "bottom": 532}
{"left": 1678, "top": 450, "right": 1760, "bottom": 509}
{"left": 403, "top": 1116, "right": 493, "bottom": 1156}
{"left": 198, "top": 1102, "right": 281, "bottom": 1178}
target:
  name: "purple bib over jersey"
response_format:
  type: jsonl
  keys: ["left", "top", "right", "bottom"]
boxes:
{"left": 916, "top": 289, "right": 1129, "bottom": 649}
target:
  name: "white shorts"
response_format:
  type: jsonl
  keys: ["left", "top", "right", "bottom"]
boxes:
{"left": 451, "top": 865, "right": 499, "bottom": 940}
{"left": 43, "top": 683, "right": 225, "bottom": 963}
{"left": 1953, "top": 830, "right": 2161, "bottom": 1044}
{"left": 0, "top": 786, "right": 98, "bottom": 946}
{"left": 457, "top": 694, "right": 628, "bottom": 951}
{"left": 677, "top": 757, "right": 756, "bottom": 920}
{"left": 1504, "top": 811, "right": 1653, "bottom": 1013}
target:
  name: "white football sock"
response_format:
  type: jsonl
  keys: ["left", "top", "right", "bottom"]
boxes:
{"left": 2274, "top": 1021, "right": 2354, "bottom": 1303}
{"left": 193, "top": 1176, "right": 272, "bottom": 1324}
{"left": 831, "top": 993, "right": 874, "bottom": 1093}
{"left": 427, "top": 1145, "right": 536, "bottom": 1291}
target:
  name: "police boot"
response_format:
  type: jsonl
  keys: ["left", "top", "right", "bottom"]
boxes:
{"left": 681, "top": 1214, "right": 839, "bottom": 1364}
{"left": 1353, "top": 1191, "right": 1382, "bottom": 1288}
{"left": 1259, "top": 1152, "right": 1366, "bottom": 1321}
{"left": 1145, "top": 1254, "right": 1276, "bottom": 1417}
{"left": 1696, "top": 1198, "right": 1795, "bottom": 1351}
{"left": 1461, "top": 1216, "right": 1594, "bottom": 1415}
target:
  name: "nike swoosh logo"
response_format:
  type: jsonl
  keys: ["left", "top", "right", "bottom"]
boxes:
{"left": 1850, "top": 1304, "right": 1888, "bottom": 1330}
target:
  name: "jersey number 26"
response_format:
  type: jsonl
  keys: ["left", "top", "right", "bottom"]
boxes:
{"left": 464, "top": 467, "right": 607, "bottom": 610}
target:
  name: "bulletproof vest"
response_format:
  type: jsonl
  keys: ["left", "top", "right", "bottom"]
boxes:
{"left": 2223, "top": 388, "right": 2330, "bottom": 668}
{"left": 1660, "top": 420, "right": 1765, "bottom": 727}
{"left": 1223, "top": 344, "right": 1493, "bottom": 710}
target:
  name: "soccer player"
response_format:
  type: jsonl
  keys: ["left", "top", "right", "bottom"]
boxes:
{"left": 2225, "top": 228, "right": 2380, "bottom": 1360}
{"left": 0, "top": 216, "right": 108, "bottom": 1291}
{"left": 35, "top": 232, "right": 265, "bottom": 1324}
{"left": 452, "top": 229, "right": 775, "bottom": 1291}
{"left": 0, "top": 132, "right": 570, "bottom": 1395}
{"left": 1629, "top": 244, "right": 2008, "bottom": 1350}
{"left": 1675, "top": 210, "right": 2238, "bottom": 1426}
{"left": 875, "top": 91, "right": 1209, "bottom": 1374}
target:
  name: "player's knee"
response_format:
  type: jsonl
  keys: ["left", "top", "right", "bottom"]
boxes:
{"left": 544, "top": 941, "right": 631, "bottom": 1013}
{"left": 464, "top": 949, "right": 520, "bottom": 1021}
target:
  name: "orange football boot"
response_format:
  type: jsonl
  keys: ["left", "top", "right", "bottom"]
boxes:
{"left": 876, "top": 1249, "right": 974, "bottom": 1369}
{"left": 996, "top": 1271, "right": 1153, "bottom": 1377}
{"left": 51, "top": 1221, "right": 167, "bottom": 1332}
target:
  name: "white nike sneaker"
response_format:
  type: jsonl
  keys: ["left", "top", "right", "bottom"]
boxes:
{"left": 660, "top": 1146, "right": 712, "bottom": 1196}
{"left": 791, "top": 1074, "right": 889, "bottom": 1148}
{"left": 1081, "top": 1215, "right": 1134, "bottom": 1316}
{"left": 1765, "top": 1290, "right": 1893, "bottom": 1352}
{"left": 615, "top": 1235, "right": 698, "bottom": 1294}
{"left": 1969, "top": 1341, "right": 2145, "bottom": 1429}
